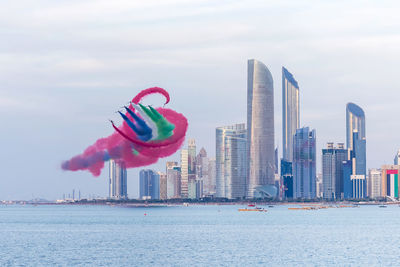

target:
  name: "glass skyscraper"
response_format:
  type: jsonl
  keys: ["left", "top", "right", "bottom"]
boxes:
{"left": 216, "top": 123, "right": 247, "bottom": 198}
{"left": 292, "top": 127, "right": 316, "bottom": 199}
{"left": 247, "top": 59, "right": 275, "bottom": 198}
{"left": 139, "top": 169, "right": 160, "bottom": 200}
{"left": 346, "top": 103, "right": 365, "bottom": 150}
{"left": 282, "top": 67, "right": 299, "bottom": 162}
{"left": 346, "top": 103, "right": 366, "bottom": 199}
{"left": 109, "top": 159, "right": 127, "bottom": 199}
{"left": 322, "top": 143, "right": 347, "bottom": 200}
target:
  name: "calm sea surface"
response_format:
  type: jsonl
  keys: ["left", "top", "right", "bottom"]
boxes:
{"left": 0, "top": 204, "right": 399, "bottom": 266}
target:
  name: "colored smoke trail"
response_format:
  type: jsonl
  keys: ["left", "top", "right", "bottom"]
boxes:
{"left": 61, "top": 87, "right": 188, "bottom": 177}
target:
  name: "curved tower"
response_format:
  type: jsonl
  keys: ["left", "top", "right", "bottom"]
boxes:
{"left": 346, "top": 103, "right": 365, "bottom": 149}
{"left": 282, "top": 66, "right": 299, "bottom": 162}
{"left": 247, "top": 59, "right": 275, "bottom": 198}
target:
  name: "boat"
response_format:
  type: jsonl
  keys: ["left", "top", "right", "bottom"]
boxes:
{"left": 238, "top": 207, "right": 267, "bottom": 212}
{"left": 379, "top": 205, "right": 387, "bottom": 208}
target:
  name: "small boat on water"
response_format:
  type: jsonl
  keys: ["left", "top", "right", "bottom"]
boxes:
{"left": 379, "top": 205, "right": 387, "bottom": 208}
{"left": 238, "top": 206, "right": 267, "bottom": 212}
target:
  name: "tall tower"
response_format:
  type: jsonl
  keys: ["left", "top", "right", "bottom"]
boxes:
{"left": 292, "top": 127, "right": 316, "bottom": 199}
{"left": 180, "top": 149, "right": 189, "bottom": 198}
{"left": 139, "top": 169, "right": 160, "bottom": 200}
{"left": 216, "top": 123, "right": 247, "bottom": 199}
{"left": 346, "top": 103, "right": 365, "bottom": 150}
{"left": 247, "top": 59, "right": 275, "bottom": 198}
{"left": 109, "top": 159, "right": 127, "bottom": 199}
{"left": 346, "top": 103, "right": 366, "bottom": 199}
{"left": 282, "top": 67, "right": 299, "bottom": 162}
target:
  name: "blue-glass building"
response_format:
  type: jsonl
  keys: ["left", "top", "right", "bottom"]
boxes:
{"left": 281, "top": 159, "right": 293, "bottom": 198}
{"left": 293, "top": 127, "right": 316, "bottom": 199}
{"left": 139, "top": 169, "right": 160, "bottom": 200}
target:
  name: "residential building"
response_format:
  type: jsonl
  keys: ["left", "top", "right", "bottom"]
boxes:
{"left": 109, "top": 159, "right": 127, "bottom": 199}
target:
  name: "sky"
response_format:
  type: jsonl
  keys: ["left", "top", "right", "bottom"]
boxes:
{"left": 1, "top": 0, "right": 400, "bottom": 200}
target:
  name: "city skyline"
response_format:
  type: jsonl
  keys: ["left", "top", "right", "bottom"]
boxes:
{"left": 2, "top": 1, "right": 400, "bottom": 200}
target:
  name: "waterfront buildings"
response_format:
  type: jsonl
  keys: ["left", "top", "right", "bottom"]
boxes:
{"left": 292, "top": 127, "right": 316, "bottom": 199}
{"left": 322, "top": 143, "right": 347, "bottom": 200}
{"left": 394, "top": 150, "right": 400, "bottom": 165}
{"left": 109, "top": 160, "right": 128, "bottom": 199}
{"left": 247, "top": 59, "right": 275, "bottom": 198}
{"left": 207, "top": 158, "right": 216, "bottom": 195}
{"left": 139, "top": 169, "right": 160, "bottom": 200}
{"left": 216, "top": 123, "right": 247, "bottom": 198}
{"left": 196, "top": 148, "right": 208, "bottom": 197}
{"left": 381, "top": 165, "right": 400, "bottom": 200}
{"left": 180, "top": 149, "right": 189, "bottom": 198}
{"left": 367, "top": 169, "right": 382, "bottom": 199}
{"left": 282, "top": 67, "right": 299, "bottom": 163}
{"left": 346, "top": 103, "right": 366, "bottom": 150}
{"left": 158, "top": 172, "right": 167, "bottom": 200}
{"left": 166, "top": 162, "right": 180, "bottom": 199}
{"left": 345, "top": 103, "right": 367, "bottom": 199}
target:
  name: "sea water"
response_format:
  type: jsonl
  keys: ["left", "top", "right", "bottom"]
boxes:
{"left": 0, "top": 204, "right": 399, "bottom": 266}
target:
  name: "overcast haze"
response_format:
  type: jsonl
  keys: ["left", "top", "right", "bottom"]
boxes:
{"left": 1, "top": 0, "right": 400, "bottom": 200}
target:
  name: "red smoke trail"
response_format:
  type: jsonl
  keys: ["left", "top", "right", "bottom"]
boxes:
{"left": 61, "top": 88, "right": 188, "bottom": 177}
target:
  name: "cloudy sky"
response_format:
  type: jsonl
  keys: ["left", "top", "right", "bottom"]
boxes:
{"left": 1, "top": 0, "right": 400, "bottom": 200}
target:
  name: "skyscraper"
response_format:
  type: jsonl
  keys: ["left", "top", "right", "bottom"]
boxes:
{"left": 180, "top": 149, "right": 189, "bottom": 198}
{"left": 158, "top": 172, "right": 167, "bottom": 200}
{"left": 322, "top": 143, "right": 347, "bottom": 200}
{"left": 109, "top": 159, "right": 128, "bottom": 199}
{"left": 394, "top": 150, "right": 400, "bottom": 165}
{"left": 346, "top": 103, "right": 366, "bottom": 150}
{"left": 293, "top": 127, "right": 316, "bottom": 199}
{"left": 346, "top": 103, "right": 366, "bottom": 199}
{"left": 247, "top": 59, "right": 275, "bottom": 198}
{"left": 196, "top": 148, "right": 209, "bottom": 196}
{"left": 208, "top": 158, "right": 216, "bottom": 196}
{"left": 282, "top": 66, "right": 299, "bottom": 162}
{"left": 166, "top": 162, "right": 180, "bottom": 199}
{"left": 367, "top": 169, "right": 382, "bottom": 199}
{"left": 216, "top": 123, "right": 247, "bottom": 198}
{"left": 139, "top": 169, "right": 160, "bottom": 200}
{"left": 188, "top": 139, "right": 196, "bottom": 174}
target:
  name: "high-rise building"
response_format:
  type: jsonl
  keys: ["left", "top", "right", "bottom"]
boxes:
{"left": 109, "top": 160, "right": 128, "bottom": 199}
{"left": 247, "top": 59, "right": 275, "bottom": 198}
{"left": 166, "top": 163, "right": 181, "bottom": 199}
{"left": 139, "top": 169, "right": 160, "bottom": 200}
{"left": 216, "top": 123, "right": 247, "bottom": 199}
{"left": 207, "top": 158, "right": 216, "bottom": 196}
{"left": 346, "top": 103, "right": 366, "bottom": 150}
{"left": 367, "top": 169, "right": 382, "bottom": 199}
{"left": 196, "top": 148, "right": 209, "bottom": 197}
{"left": 394, "top": 150, "right": 400, "bottom": 165}
{"left": 381, "top": 165, "right": 400, "bottom": 200}
{"left": 282, "top": 67, "right": 299, "bottom": 163}
{"left": 346, "top": 103, "right": 366, "bottom": 199}
{"left": 158, "top": 172, "right": 167, "bottom": 200}
{"left": 293, "top": 127, "right": 316, "bottom": 199}
{"left": 188, "top": 139, "right": 196, "bottom": 174}
{"left": 180, "top": 149, "right": 189, "bottom": 198}
{"left": 322, "top": 143, "right": 347, "bottom": 200}
{"left": 281, "top": 160, "right": 293, "bottom": 198}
